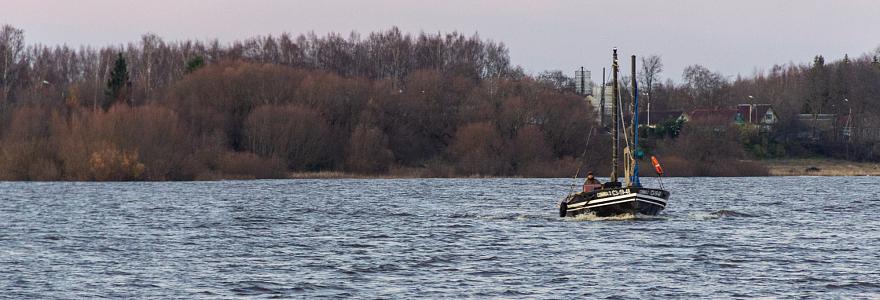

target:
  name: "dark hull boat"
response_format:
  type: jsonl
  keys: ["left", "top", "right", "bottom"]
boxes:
{"left": 559, "top": 48, "right": 671, "bottom": 218}
{"left": 560, "top": 185, "right": 669, "bottom": 217}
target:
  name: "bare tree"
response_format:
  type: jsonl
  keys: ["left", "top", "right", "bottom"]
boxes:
{"left": 0, "top": 25, "right": 25, "bottom": 103}
{"left": 537, "top": 70, "right": 575, "bottom": 93}
{"left": 682, "top": 64, "right": 727, "bottom": 108}
{"left": 638, "top": 55, "right": 663, "bottom": 119}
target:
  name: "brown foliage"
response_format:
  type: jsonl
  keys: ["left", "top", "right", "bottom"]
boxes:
{"left": 655, "top": 121, "right": 746, "bottom": 163}
{"left": 51, "top": 105, "right": 193, "bottom": 180}
{"left": 243, "top": 105, "right": 332, "bottom": 171}
{"left": 210, "top": 152, "right": 286, "bottom": 179}
{"left": 168, "top": 61, "right": 309, "bottom": 150}
{"left": 509, "top": 126, "right": 553, "bottom": 165}
{"left": 0, "top": 29, "right": 615, "bottom": 179}
{"left": 0, "top": 107, "right": 60, "bottom": 180}
{"left": 651, "top": 122, "right": 770, "bottom": 176}
{"left": 513, "top": 156, "right": 581, "bottom": 177}
{"left": 449, "top": 122, "right": 510, "bottom": 175}
{"left": 88, "top": 143, "right": 146, "bottom": 181}
{"left": 346, "top": 125, "right": 394, "bottom": 173}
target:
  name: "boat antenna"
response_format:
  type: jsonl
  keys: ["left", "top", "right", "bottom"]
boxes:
{"left": 566, "top": 126, "right": 595, "bottom": 196}
{"left": 610, "top": 48, "right": 619, "bottom": 183}
{"left": 631, "top": 55, "right": 641, "bottom": 187}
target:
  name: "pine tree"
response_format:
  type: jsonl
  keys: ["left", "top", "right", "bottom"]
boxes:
{"left": 185, "top": 55, "right": 205, "bottom": 74}
{"left": 805, "top": 55, "right": 829, "bottom": 114}
{"left": 104, "top": 53, "right": 130, "bottom": 110}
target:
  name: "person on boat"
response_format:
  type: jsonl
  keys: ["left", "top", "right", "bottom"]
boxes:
{"left": 585, "top": 172, "right": 601, "bottom": 185}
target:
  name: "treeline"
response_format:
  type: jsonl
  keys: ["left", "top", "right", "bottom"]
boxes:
{"left": 545, "top": 50, "right": 879, "bottom": 176}
{"left": 0, "top": 25, "right": 597, "bottom": 180}
{"left": 0, "top": 26, "right": 514, "bottom": 109}
{"left": 644, "top": 53, "right": 880, "bottom": 161}
{"left": 2, "top": 23, "right": 877, "bottom": 180}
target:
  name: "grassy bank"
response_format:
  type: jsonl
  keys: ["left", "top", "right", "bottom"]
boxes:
{"left": 285, "top": 159, "right": 879, "bottom": 179}
{"left": 762, "top": 159, "right": 880, "bottom": 176}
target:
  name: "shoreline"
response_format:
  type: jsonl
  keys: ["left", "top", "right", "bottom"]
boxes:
{"left": 0, "top": 159, "right": 875, "bottom": 182}
{"left": 760, "top": 159, "right": 880, "bottom": 177}
{"left": 286, "top": 159, "right": 879, "bottom": 179}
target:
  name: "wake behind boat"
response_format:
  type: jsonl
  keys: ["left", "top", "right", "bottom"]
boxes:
{"left": 560, "top": 48, "right": 671, "bottom": 218}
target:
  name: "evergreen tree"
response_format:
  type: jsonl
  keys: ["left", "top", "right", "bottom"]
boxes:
{"left": 104, "top": 53, "right": 130, "bottom": 110}
{"left": 806, "top": 55, "right": 829, "bottom": 114}
{"left": 185, "top": 55, "right": 205, "bottom": 74}
{"left": 834, "top": 54, "right": 850, "bottom": 102}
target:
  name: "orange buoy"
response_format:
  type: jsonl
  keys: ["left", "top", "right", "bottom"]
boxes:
{"left": 651, "top": 156, "right": 664, "bottom": 175}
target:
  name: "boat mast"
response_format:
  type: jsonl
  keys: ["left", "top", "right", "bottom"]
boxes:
{"left": 631, "top": 55, "right": 641, "bottom": 187}
{"left": 610, "top": 48, "right": 619, "bottom": 183}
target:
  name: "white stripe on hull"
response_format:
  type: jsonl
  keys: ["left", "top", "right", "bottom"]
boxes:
{"left": 566, "top": 193, "right": 667, "bottom": 210}
{"left": 635, "top": 194, "right": 668, "bottom": 204}
{"left": 566, "top": 193, "right": 636, "bottom": 208}
{"left": 566, "top": 195, "right": 666, "bottom": 212}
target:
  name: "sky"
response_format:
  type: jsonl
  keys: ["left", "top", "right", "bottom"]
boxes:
{"left": 3, "top": 0, "right": 880, "bottom": 82}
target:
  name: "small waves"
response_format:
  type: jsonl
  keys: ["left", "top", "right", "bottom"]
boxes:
{"left": 689, "top": 209, "right": 757, "bottom": 220}
{"left": 2, "top": 177, "right": 879, "bottom": 299}
{"left": 567, "top": 213, "right": 667, "bottom": 222}
{"left": 824, "top": 281, "right": 880, "bottom": 290}
{"left": 447, "top": 212, "right": 556, "bottom": 221}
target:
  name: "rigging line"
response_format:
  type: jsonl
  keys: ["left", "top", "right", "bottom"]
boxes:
{"left": 567, "top": 126, "right": 595, "bottom": 196}
{"left": 657, "top": 173, "right": 665, "bottom": 190}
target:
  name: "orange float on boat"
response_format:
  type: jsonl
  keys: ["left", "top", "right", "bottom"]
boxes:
{"left": 651, "top": 156, "right": 664, "bottom": 175}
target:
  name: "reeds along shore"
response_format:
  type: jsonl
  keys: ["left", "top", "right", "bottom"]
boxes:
{"left": 764, "top": 159, "right": 880, "bottom": 176}
{"left": 287, "top": 159, "right": 880, "bottom": 179}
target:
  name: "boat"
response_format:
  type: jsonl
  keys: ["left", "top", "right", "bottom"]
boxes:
{"left": 559, "top": 48, "right": 671, "bottom": 218}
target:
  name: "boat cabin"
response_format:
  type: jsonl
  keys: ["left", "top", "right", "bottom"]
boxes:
{"left": 583, "top": 183, "right": 602, "bottom": 192}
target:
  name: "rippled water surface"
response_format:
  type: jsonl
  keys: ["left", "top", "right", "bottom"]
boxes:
{"left": 2, "top": 177, "right": 879, "bottom": 298}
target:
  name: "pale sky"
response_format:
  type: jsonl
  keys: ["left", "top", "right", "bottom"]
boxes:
{"left": 3, "top": 0, "right": 879, "bottom": 81}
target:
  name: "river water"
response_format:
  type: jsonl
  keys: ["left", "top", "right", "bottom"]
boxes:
{"left": 1, "top": 177, "right": 878, "bottom": 299}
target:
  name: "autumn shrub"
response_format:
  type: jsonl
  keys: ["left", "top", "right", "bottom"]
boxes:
{"left": 243, "top": 104, "right": 332, "bottom": 171}
{"left": 650, "top": 121, "right": 771, "bottom": 176}
{"left": 169, "top": 61, "right": 309, "bottom": 150}
{"left": 0, "top": 141, "right": 58, "bottom": 180}
{"left": 647, "top": 154, "right": 768, "bottom": 177}
{"left": 422, "top": 161, "right": 456, "bottom": 178}
{"left": 448, "top": 122, "right": 510, "bottom": 175}
{"left": 509, "top": 125, "right": 552, "bottom": 172}
{"left": 101, "top": 105, "right": 193, "bottom": 179}
{"left": 346, "top": 125, "right": 394, "bottom": 173}
{"left": 211, "top": 151, "right": 286, "bottom": 179}
{"left": 51, "top": 105, "right": 193, "bottom": 180}
{"left": 363, "top": 72, "right": 463, "bottom": 165}
{"left": 532, "top": 91, "right": 594, "bottom": 157}
{"left": 88, "top": 142, "right": 146, "bottom": 181}
{"left": 28, "top": 158, "right": 62, "bottom": 181}
{"left": 0, "top": 106, "right": 60, "bottom": 180}
{"left": 652, "top": 155, "right": 697, "bottom": 177}
{"left": 517, "top": 156, "right": 581, "bottom": 178}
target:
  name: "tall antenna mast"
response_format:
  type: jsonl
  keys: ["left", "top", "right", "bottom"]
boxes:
{"left": 610, "top": 48, "right": 619, "bottom": 183}
{"left": 601, "top": 67, "right": 606, "bottom": 127}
